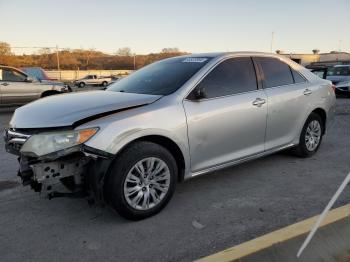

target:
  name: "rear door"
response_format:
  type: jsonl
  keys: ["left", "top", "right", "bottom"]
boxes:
{"left": 91, "top": 75, "right": 99, "bottom": 85}
{"left": 254, "top": 57, "right": 310, "bottom": 150}
{"left": 0, "top": 68, "right": 40, "bottom": 105}
{"left": 183, "top": 56, "right": 267, "bottom": 172}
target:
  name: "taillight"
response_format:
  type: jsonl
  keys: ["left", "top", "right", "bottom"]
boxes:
{"left": 331, "top": 84, "right": 336, "bottom": 92}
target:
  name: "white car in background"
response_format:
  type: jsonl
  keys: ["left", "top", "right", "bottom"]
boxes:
{"left": 74, "top": 74, "right": 112, "bottom": 88}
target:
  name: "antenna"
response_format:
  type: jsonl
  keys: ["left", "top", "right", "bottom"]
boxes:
{"left": 270, "top": 32, "right": 274, "bottom": 53}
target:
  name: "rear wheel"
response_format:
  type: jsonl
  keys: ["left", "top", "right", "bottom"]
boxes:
{"left": 104, "top": 141, "right": 177, "bottom": 220}
{"left": 293, "top": 113, "right": 324, "bottom": 158}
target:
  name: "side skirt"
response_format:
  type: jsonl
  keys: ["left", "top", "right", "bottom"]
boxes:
{"left": 185, "top": 143, "right": 295, "bottom": 180}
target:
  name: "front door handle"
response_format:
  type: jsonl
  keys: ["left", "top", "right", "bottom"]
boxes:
{"left": 303, "top": 88, "right": 312, "bottom": 96}
{"left": 252, "top": 98, "right": 266, "bottom": 107}
{"left": 0, "top": 82, "right": 9, "bottom": 86}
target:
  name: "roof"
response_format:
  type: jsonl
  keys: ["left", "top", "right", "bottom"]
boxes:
{"left": 187, "top": 51, "right": 281, "bottom": 58}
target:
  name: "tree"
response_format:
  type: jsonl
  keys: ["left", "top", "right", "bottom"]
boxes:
{"left": 312, "top": 49, "right": 320, "bottom": 54}
{"left": 0, "top": 42, "right": 11, "bottom": 56}
{"left": 116, "top": 47, "right": 132, "bottom": 56}
{"left": 161, "top": 47, "right": 179, "bottom": 53}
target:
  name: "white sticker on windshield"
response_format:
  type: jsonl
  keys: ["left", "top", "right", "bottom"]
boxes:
{"left": 182, "top": 58, "right": 208, "bottom": 63}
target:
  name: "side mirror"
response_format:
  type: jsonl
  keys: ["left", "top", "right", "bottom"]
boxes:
{"left": 193, "top": 86, "right": 206, "bottom": 100}
{"left": 25, "top": 76, "right": 35, "bottom": 83}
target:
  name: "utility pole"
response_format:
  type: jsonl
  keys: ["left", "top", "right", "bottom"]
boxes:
{"left": 56, "top": 45, "right": 61, "bottom": 80}
{"left": 270, "top": 32, "right": 274, "bottom": 53}
{"left": 338, "top": 40, "right": 342, "bottom": 52}
{"left": 133, "top": 54, "right": 136, "bottom": 70}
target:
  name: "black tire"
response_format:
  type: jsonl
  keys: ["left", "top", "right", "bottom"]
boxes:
{"left": 41, "top": 91, "right": 60, "bottom": 97}
{"left": 293, "top": 113, "right": 324, "bottom": 158}
{"left": 102, "top": 81, "right": 108, "bottom": 87}
{"left": 104, "top": 141, "right": 178, "bottom": 220}
{"left": 79, "top": 82, "right": 85, "bottom": 88}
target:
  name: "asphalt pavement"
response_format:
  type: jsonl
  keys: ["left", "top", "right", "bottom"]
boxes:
{"left": 0, "top": 99, "right": 350, "bottom": 262}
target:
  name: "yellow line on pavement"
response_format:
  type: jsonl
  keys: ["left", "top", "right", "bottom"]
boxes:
{"left": 197, "top": 204, "right": 350, "bottom": 262}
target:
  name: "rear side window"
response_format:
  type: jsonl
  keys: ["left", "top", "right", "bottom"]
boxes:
{"left": 327, "top": 66, "right": 350, "bottom": 76}
{"left": 256, "top": 57, "right": 294, "bottom": 88}
{"left": 291, "top": 68, "right": 306, "bottom": 83}
{"left": 196, "top": 57, "right": 257, "bottom": 99}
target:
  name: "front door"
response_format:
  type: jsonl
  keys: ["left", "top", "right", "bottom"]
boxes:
{"left": 0, "top": 68, "right": 39, "bottom": 105}
{"left": 183, "top": 57, "right": 267, "bottom": 172}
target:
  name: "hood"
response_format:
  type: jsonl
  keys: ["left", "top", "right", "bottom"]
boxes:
{"left": 38, "top": 80, "right": 65, "bottom": 86}
{"left": 326, "top": 75, "right": 350, "bottom": 84}
{"left": 336, "top": 80, "right": 350, "bottom": 88}
{"left": 10, "top": 91, "right": 161, "bottom": 129}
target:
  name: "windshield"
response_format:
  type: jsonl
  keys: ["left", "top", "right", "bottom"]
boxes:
{"left": 107, "top": 56, "right": 211, "bottom": 95}
{"left": 311, "top": 69, "right": 326, "bottom": 79}
{"left": 327, "top": 66, "right": 350, "bottom": 76}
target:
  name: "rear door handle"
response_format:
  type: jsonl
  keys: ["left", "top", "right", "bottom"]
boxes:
{"left": 303, "top": 88, "right": 312, "bottom": 96}
{"left": 252, "top": 98, "right": 266, "bottom": 107}
{"left": 1, "top": 82, "right": 9, "bottom": 86}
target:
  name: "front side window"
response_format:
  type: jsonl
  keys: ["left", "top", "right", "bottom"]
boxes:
{"left": 194, "top": 57, "right": 257, "bottom": 99}
{"left": 1, "top": 68, "right": 27, "bottom": 82}
{"left": 327, "top": 66, "right": 350, "bottom": 76}
{"left": 108, "top": 57, "right": 211, "bottom": 95}
{"left": 256, "top": 57, "right": 294, "bottom": 88}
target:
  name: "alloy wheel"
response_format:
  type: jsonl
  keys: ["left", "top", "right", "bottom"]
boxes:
{"left": 123, "top": 157, "right": 171, "bottom": 210}
{"left": 305, "top": 120, "right": 321, "bottom": 151}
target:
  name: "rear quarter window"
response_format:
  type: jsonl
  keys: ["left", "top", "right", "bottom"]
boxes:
{"left": 256, "top": 57, "right": 294, "bottom": 88}
{"left": 291, "top": 68, "right": 307, "bottom": 83}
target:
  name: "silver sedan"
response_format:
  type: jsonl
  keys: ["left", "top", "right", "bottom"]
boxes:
{"left": 5, "top": 52, "right": 336, "bottom": 220}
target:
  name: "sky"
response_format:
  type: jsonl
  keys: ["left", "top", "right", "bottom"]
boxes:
{"left": 0, "top": 0, "right": 349, "bottom": 55}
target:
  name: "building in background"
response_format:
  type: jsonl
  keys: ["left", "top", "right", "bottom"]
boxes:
{"left": 280, "top": 51, "right": 350, "bottom": 68}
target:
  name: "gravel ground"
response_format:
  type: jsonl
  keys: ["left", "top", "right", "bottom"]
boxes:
{"left": 0, "top": 98, "right": 349, "bottom": 262}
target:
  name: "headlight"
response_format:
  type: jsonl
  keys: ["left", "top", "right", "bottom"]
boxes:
{"left": 20, "top": 128, "right": 98, "bottom": 157}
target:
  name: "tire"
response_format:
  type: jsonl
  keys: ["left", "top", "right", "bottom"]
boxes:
{"left": 41, "top": 91, "right": 60, "bottom": 97}
{"left": 104, "top": 141, "right": 178, "bottom": 220}
{"left": 102, "top": 81, "right": 108, "bottom": 87}
{"left": 293, "top": 113, "right": 324, "bottom": 158}
{"left": 79, "top": 82, "right": 85, "bottom": 88}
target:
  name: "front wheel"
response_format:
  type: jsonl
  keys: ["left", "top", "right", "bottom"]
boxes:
{"left": 293, "top": 113, "right": 324, "bottom": 158}
{"left": 79, "top": 82, "right": 85, "bottom": 88}
{"left": 102, "top": 81, "right": 108, "bottom": 87}
{"left": 104, "top": 141, "right": 177, "bottom": 220}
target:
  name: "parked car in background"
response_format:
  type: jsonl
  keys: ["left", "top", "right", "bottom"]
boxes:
{"left": 310, "top": 65, "right": 350, "bottom": 97}
{"left": 74, "top": 74, "right": 112, "bottom": 88}
{"left": 0, "top": 65, "right": 70, "bottom": 106}
{"left": 326, "top": 65, "right": 350, "bottom": 85}
{"left": 334, "top": 80, "right": 350, "bottom": 97}
{"left": 5, "top": 52, "right": 335, "bottom": 220}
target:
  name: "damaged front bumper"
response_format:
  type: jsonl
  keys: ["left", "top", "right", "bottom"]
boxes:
{"left": 4, "top": 128, "right": 113, "bottom": 202}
